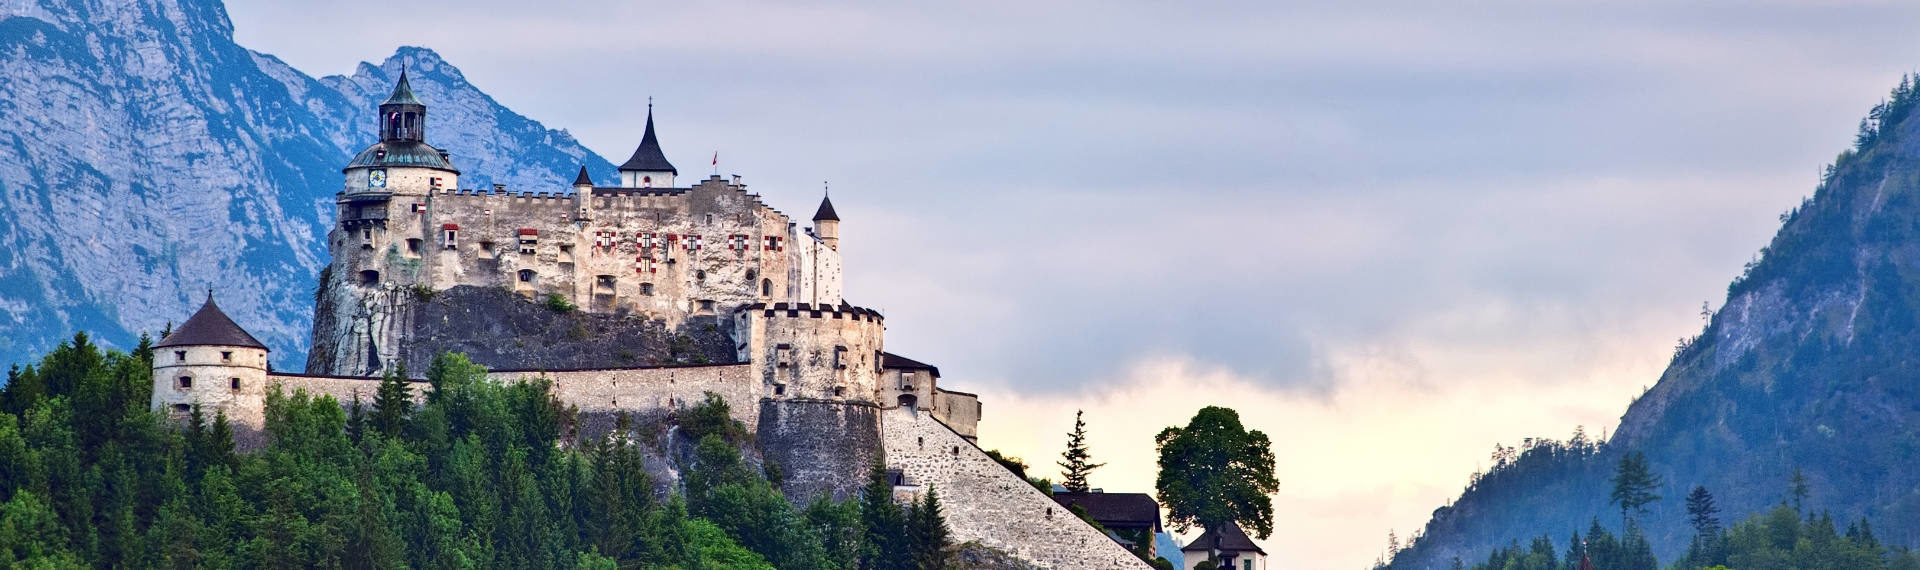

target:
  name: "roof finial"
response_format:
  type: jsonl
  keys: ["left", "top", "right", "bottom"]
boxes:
{"left": 648, "top": 96, "right": 653, "bottom": 113}
{"left": 207, "top": 286, "right": 214, "bottom": 303}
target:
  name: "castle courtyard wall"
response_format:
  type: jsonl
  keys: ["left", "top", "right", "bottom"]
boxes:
{"left": 882, "top": 408, "right": 1149, "bottom": 569}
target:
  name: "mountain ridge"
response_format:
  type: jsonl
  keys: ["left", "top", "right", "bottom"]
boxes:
{"left": 1387, "top": 77, "right": 1920, "bottom": 568}
{"left": 0, "top": 0, "right": 618, "bottom": 370}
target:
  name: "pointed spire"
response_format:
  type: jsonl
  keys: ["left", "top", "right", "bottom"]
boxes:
{"left": 573, "top": 165, "right": 594, "bottom": 186}
{"left": 382, "top": 65, "right": 423, "bottom": 106}
{"left": 618, "top": 103, "right": 677, "bottom": 174}
{"left": 813, "top": 193, "right": 839, "bottom": 221}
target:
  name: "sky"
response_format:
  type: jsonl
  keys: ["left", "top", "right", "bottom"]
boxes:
{"left": 226, "top": 1, "right": 1920, "bottom": 567}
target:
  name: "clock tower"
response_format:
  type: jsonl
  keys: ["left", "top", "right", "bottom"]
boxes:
{"left": 323, "top": 68, "right": 463, "bottom": 374}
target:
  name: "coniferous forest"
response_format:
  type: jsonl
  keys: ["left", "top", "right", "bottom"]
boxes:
{"left": 0, "top": 333, "right": 955, "bottom": 568}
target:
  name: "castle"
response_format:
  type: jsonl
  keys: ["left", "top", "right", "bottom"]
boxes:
{"left": 149, "top": 71, "right": 1147, "bottom": 569}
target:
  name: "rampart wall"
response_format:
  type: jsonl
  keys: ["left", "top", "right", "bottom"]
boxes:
{"left": 883, "top": 408, "right": 1149, "bottom": 569}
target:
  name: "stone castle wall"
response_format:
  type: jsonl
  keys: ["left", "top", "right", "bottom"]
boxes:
{"left": 311, "top": 170, "right": 845, "bottom": 377}
{"left": 883, "top": 408, "right": 1149, "bottom": 569}
{"left": 733, "top": 302, "right": 885, "bottom": 402}
{"left": 757, "top": 399, "right": 883, "bottom": 502}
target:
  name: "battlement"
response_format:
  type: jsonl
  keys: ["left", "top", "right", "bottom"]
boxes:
{"left": 740, "top": 301, "right": 884, "bottom": 323}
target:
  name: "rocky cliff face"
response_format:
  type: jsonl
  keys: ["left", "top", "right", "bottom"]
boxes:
{"left": 0, "top": 0, "right": 616, "bottom": 370}
{"left": 1390, "top": 80, "right": 1920, "bottom": 568}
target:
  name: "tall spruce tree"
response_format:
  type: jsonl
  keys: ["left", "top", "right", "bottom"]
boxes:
{"left": 909, "top": 485, "right": 951, "bottom": 569}
{"left": 1058, "top": 410, "right": 1105, "bottom": 493}
{"left": 1608, "top": 451, "right": 1662, "bottom": 529}
{"left": 370, "top": 362, "right": 412, "bottom": 438}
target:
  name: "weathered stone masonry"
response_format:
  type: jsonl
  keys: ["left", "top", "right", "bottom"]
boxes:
{"left": 153, "top": 71, "right": 1142, "bottom": 569}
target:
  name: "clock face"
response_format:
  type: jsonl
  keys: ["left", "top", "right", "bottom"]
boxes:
{"left": 368, "top": 169, "right": 388, "bottom": 189}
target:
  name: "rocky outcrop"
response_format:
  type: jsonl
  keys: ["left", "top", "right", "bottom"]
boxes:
{"left": 305, "top": 284, "right": 736, "bottom": 374}
{"left": 0, "top": 0, "right": 616, "bottom": 370}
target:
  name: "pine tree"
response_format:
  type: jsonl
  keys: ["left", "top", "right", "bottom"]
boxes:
{"left": 371, "top": 362, "right": 412, "bottom": 438}
{"left": 909, "top": 485, "right": 951, "bottom": 569}
{"left": 1788, "top": 467, "right": 1810, "bottom": 512}
{"left": 858, "top": 464, "right": 907, "bottom": 570}
{"left": 1609, "top": 451, "right": 1662, "bottom": 529}
{"left": 1686, "top": 485, "right": 1720, "bottom": 537}
{"left": 1058, "top": 410, "right": 1106, "bottom": 493}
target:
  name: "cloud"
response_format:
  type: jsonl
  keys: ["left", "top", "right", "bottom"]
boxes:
{"left": 221, "top": 0, "right": 1920, "bottom": 565}
{"left": 976, "top": 350, "right": 1662, "bottom": 568}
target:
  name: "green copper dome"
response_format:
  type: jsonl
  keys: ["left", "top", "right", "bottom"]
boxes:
{"left": 345, "top": 140, "right": 459, "bottom": 173}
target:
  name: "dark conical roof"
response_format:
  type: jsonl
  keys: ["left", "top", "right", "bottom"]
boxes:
{"left": 381, "top": 67, "right": 423, "bottom": 106}
{"left": 154, "top": 294, "right": 268, "bottom": 350}
{"left": 813, "top": 194, "right": 839, "bottom": 221}
{"left": 618, "top": 108, "right": 677, "bottom": 174}
{"left": 573, "top": 165, "right": 594, "bottom": 186}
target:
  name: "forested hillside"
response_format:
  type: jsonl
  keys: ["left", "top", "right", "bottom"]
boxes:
{"left": 1387, "top": 76, "right": 1920, "bottom": 568}
{"left": 0, "top": 336, "right": 964, "bottom": 568}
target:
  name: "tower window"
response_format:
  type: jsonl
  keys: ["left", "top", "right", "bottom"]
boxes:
{"left": 705, "top": 213, "right": 714, "bottom": 225}
{"left": 478, "top": 241, "right": 495, "bottom": 259}
{"left": 220, "top": 351, "right": 232, "bottom": 362}
{"left": 834, "top": 386, "right": 847, "bottom": 397}
{"left": 773, "top": 383, "right": 786, "bottom": 396}
{"left": 230, "top": 378, "right": 241, "bottom": 390}
{"left": 359, "top": 270, "right": 380, "bottom": 286}
{"left": 178, "top": 376, "right": 192, "bottom": 389}
{"left": 833, "top": 346, "right": 848, "bottom": 370}
{"left": 174, "top": 351, "right": 186, "bottom": 363}
{"left": 518, "top": 269, "right": 536, "bottom": 283}
{"left": 695, "top": 269, "right": 706, "bottom": 281}
{"left": 761, "top": 278, "right": 772, "bottom": 297}
{"left": 699, "top": 299, "right": 715, "bottom": 312}
{"left": 173, "top": 404, "right": 190, "bottom": 413}
{"left": 406, "top": 238, "right": 422, "bottom": 254}
{"left": 443, "top": 228, "right": 458, "bottom": 249}
{"left": 642, "top": 176, "right": 652, "bottom": 188}
{"left": 641, "top": 282, "right": 654, "bottom": 295}
{"left": 362, "top": 229, "right": 372, "bottom": 241}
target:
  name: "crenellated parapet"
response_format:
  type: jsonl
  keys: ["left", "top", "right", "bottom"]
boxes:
{"left": 733, "top": 301, "right": 885, "bottom": 403}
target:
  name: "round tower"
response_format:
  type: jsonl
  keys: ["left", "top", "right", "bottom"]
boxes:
{"left": 151, "top": 293, "right": 270, "bottom": 429}
{"left": 812, "top": 194, "right": 840, "bottom": 251}
{"left": 733, "top": 301, "right": 884, "bottom": 403}
{"left": 335, "top": 67, "right": 462, "bottom": 291}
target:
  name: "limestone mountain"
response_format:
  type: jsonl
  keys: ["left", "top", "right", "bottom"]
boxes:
{"left": 0, "top": 0, "right": 616, "bottom": 370}
{"left": 1387, "top": 79, "right": 1920, "bottom": 568}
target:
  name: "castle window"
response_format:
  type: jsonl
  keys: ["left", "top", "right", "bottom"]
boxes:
{"left": 174, "top": 351, "right": 186, "bottom": 363}
{"left": 899, "top": 394, "right": 918, "bottom": 409}
{"left": 834, "top": 346, "right": 848, "bottom": 370}
{"left": 230, "top": 378, "right": 241, "bottom": 391}
{"left": 699, "top": 299, "right": 715, "bottom": 312}
{"left": 558, "top": 244, "right": 574, "bottom": 263}
{"left": 773, "top": 383, "right": 786, "bottom": 396}
{"left": 642, "top": 176, "right": 652, "bottom": 187}
{"left": 641, "top": 282, "right": 654, "bottom": 295}
{"left": 406, "top": 238, "right": 422, "bottom": 255}
{"left": 518, "top": 230, "right": 538, "bottom": 255}
{"left": 761, "top": 278, "right": 772, "bottom": 297}
{"left": 518, "top": 269, "right": 536, "bottom": 284}
{"left": 705, "top": 213, "right": 714, "bottom": 225}
{"left": 173, "top": 403, "right": 190, "bottom": 413}
{"left": 220, "top": 351, "right": 232, "bottom": 362}
{"left": 745, "top": 269, "right": 756, "bottom": 282}
{"left": 178, "top": 376, "right": 192, "bottom": 389}
{"left": 443, "top": 225, "right": 458, "bottom": 249}
{"left": 595, "top": 275, "right": 617, "bottom": 293}
{"left": 362, "top": 229, "right": 372, "bottom": 241}
{"left": 478, "top": 241, "right": 495, "bottom": 259}
{"left": 833, "top": 386, "right": 847, "bottom": 397}
{"left": 359, "top": 270, "right": 380, "bottom": 286}
{"left": 695, "top": 269, "right": 706, "bottom": 281}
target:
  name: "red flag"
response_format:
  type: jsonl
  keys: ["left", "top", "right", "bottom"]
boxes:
{"left": 712, "top": 151, "right": 718, "bottom": 166}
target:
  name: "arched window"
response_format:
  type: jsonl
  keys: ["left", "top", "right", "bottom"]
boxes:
{"left": 761, "top": 278, "right": 772, "bottom": 296}
{"left": 898, "top": 394, "right": 918, "bottom": 409}
{"left": 642, "top": 176, "right": 652, "bottom": 188}
{"left": 518, "top": 269, "right": 536, "bottom": 283}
